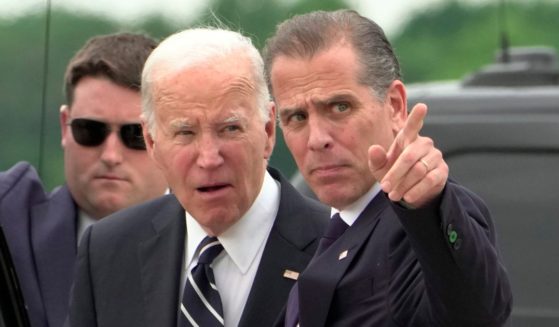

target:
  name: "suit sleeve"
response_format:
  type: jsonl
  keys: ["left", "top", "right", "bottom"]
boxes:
{"left": 392, "top": 181, "right": 512, "bottom": 326}
{"left": 68, "top": 226, "right": 98, "bottom": 327}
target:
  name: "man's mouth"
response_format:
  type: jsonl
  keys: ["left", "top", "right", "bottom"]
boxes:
{"left": 197, "top": 184, "right": 229, "bottom": 192}
{"left": 311, "top": 164, "right": 345, "bottom": 174}
{"left": 97, "top": 174, "right": 125, "bottom": 181}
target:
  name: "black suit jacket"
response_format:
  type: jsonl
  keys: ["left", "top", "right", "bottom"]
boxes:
{"left": 68, "top": 168, "right": 328, "bottom": 327}
{"left": 294, "top": 182, "right": 512, "bottom": 327}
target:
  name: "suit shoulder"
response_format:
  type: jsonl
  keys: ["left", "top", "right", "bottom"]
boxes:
{"left": 296, "top": 194, "right": 330, "bottom": 224}
{"left": 273, "top": 176, "right": 329, "bottom": 249}
{"left": 0, "top": 162, "right": 46, "bottom": 201}
{"left": 90, "top": 194, "right": 181, "bottom": 237}
{"left": 279, "top": 175, "right": 329, "bottom": 219}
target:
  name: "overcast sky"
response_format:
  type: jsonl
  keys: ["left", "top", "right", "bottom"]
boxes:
{"left": 2, "top": 0, "right": 496, "bottom": 37}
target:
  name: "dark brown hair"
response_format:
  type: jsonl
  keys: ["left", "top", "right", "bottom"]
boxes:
{"left": 64, "top": 32, "right": 157, "bottom": 105}
{"left": 263, "top": 9, "right": 401, "bottom": 99}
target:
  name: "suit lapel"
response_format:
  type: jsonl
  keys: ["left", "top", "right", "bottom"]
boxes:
{"left": 299, "top": 193, "right": 390, "bottom": 327}
{"left": 240, "top": 230, "right": 315, "bottom": 327}
{"left": 239, "top": 169, "right": 328, "bottom": 327}
{"left": 138, "top": 196, "right": 185, "bottom": 327}
{"left": 30, "top": 185, "right": 77, "bottom": 327}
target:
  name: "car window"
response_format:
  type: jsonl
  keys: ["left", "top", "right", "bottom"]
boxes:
{"left": 447, "top": 152, "right": 559, "bottom": 326}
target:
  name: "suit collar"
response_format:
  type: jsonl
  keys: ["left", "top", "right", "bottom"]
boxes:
{"left": 299, "top": 193, "right": 390, "bottom": 327}
{"left": 238, "top": 167, "right": 329, "bottom": 327}
{"left": 266, "top": 167, "right": 327, "bottom": 250}
{"left": 149, "top": 195, "right": 184, "bottom": 233}
{"left": 138, "top": 195, "right": 186, "bottom": 327}
{"left": 336, "top": 182, "right": 383, "bottom": 226}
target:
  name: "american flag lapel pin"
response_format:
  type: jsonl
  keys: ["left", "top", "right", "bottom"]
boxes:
{"left": 283, "top": 269, "right": 299, "bottom": 280}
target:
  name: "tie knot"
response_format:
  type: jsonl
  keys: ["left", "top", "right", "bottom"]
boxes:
{"left": 197, "top": 236, "right": 224, "bottom": 265}
{"left": 324, "top": 213, "right": 349, "bottom": 240}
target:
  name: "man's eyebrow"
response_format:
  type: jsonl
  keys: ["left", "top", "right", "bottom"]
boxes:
{"left": 223, "top": 114, "right": 241, "bottom": 123}
{"left": 169, "top": 119, "right": 193, "bottom": 129}
{"left": 322, "top": 93, "right": 357, "bottom": 105}
{"left": 277, "top": 92, "right": 358, "bottom": 119}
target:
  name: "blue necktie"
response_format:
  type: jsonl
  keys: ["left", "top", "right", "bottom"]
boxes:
{"left": 315, "top": 213, "right": 350, "bottom": 255}
{"left": 285, "top": 213, "right": 349, "bottom": 327}
{"left": 179, "top": 236, "right": 224, "bottom": 327}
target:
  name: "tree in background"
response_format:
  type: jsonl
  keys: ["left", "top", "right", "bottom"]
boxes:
{"left": 1, "top": 0, "right": 558, "bottom": 189}
{"left": 0, "top": 0, "right": 349, "bottom": 189}
{"left": 394, "top": 0, "right": 559, "bottom": 82}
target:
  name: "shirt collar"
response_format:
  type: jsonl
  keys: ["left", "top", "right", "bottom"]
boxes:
{"left": 185, "top": 170, "right": 280, "bottom": 274}
{"left": 77, "top": 209, "right": 96, "bottom": 245}
{"left": 331, "top": 182, "right": 382, "bottom": 226}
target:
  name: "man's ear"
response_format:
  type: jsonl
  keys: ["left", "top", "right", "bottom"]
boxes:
{"left": 385, "top": 80, "right": 408, "bottom": 133}
{"left": 263, "top": 101, "right": 277, "bottom": 160}
{"left": 60, "top": 105, "right": 70, "bottom": 148}
{"left": 141, "top": 118, "right": 156, "bottom": 159}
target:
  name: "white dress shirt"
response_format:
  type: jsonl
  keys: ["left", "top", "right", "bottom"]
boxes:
{"left": 331, "top": 182, "right": 382, "bottom": 225}
{"left": 76, "top": 210, "right": 96, "bottom": 245}
{"left": 182, "top": 171, "right": 280, "bottom": 327}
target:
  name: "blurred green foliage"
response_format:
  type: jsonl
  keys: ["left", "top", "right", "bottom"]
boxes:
{"left": 0, "top": 0, "right": 348, "bottom": 189}
{"left": 394, "top": 1, "right": 559, "bottom": 82}
{"left": 1, "top": 0, "right": 558, "bottom": 190}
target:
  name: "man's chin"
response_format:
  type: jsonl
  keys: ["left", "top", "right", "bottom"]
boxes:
{"left": 313, "top": 186, "right": 342, "bottom": 206}
{"left": 314, "top": 185, "right": 359, "bottom": 209}
{"left": 91, "top": 197, "right": 130, "bottom": 217}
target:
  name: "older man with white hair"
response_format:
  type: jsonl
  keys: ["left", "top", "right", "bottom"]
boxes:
{"left": 67, "top": 27, "right": 328, "bottom": 327}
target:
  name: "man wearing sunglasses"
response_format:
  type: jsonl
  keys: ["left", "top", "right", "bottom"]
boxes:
{"left": 0, "top": 33, "right": 168, "bottom": 327}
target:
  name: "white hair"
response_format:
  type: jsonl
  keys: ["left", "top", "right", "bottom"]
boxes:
{"left": 141, "top": 28, "right": 271, "bottom": 135}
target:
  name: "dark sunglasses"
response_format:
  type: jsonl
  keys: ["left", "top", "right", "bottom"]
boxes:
{"left": 68, "top": 118, "right": 146, "bottom": 150}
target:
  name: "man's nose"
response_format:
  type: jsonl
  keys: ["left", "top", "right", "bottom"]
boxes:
{"left": 99, "top": 131, "right": 124, "bottom": 166}
{"left": 307, "top": 117, "right": 333, "bottom": 151}
{"left": 196, "top": 135, "right": 224, "bottom": 169}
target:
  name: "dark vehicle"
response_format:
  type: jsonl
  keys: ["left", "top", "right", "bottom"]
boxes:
{"left": 0, "top": 226, "right": 31, "bottom": 327}
{"left": 291, "top": 46, "right": 559, "bottom": 327}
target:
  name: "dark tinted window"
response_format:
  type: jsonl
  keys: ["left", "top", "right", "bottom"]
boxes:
{"left": 447, "top": 151, "right": 559, "bottom": 326}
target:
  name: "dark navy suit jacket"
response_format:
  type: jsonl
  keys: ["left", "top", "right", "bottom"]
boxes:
{"left": 68, "top": 167, "right": 329, "bottom": 327}
{"left": 285, "top": 182, "right": 512, "bottom": 327}
{"left": 0, "top": 162, "right": 78, "bottom": 327}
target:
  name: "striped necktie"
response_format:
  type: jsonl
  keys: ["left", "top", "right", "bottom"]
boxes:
{"left": 179, "top": 236, "right": 224, "bottom": 327}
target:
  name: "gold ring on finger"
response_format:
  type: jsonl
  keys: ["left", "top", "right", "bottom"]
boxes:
{"left": 420, "top": 159, "right": 430, "bottom": 171}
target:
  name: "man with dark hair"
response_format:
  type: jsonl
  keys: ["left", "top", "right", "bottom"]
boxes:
{"left": 0, "top": 33, "right": 167, "bottom": 327}
{"left": 265, "top": 10, "right": 512, "bottom": 326}
{"left": 64, "top": 33, "right": 154, "bottom": 105}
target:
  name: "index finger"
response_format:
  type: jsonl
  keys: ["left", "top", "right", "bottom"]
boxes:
{"left": 400, "top": 103, "right": 428, "bottom": 145}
